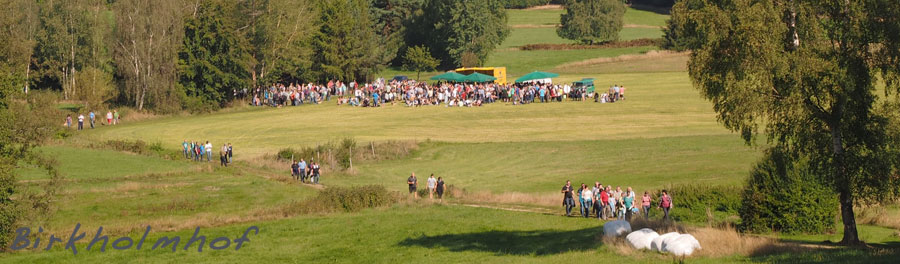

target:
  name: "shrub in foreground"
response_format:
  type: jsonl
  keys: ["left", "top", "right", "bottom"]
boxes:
{"left": 739, "top": 148, "right": 837, "bottom": 234}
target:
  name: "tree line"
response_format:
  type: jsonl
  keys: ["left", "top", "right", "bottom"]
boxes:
{"left": 0, "top": 0, "right": 509, "bottom": 112}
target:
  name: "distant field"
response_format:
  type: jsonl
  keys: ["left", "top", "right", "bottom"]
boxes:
{"left": 489, "top": 46, "right": 657, "bottom": 75}
{"left": 331, "top": 135, "right": 759, "bottom": 194}
{"left": 507, "top": 7, "right": 669, "bottom": 28}
{"left": 82, "top": 72, "right": 728, "bottom": 159}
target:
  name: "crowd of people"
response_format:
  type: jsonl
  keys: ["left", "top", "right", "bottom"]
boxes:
{"left": 251, "top": 78, "right": 626, "bottom": 108}
{"left": 407, "top": 173, "right": 446, "bottom": 200}
{"left": 182, "top": 140, "right": 233, "bottom": 167}
{"left": 561, "top": 180, "right": 672, "bottom": 221}
{"left": 65, "top": 110, "right": 120, "bottom": 130}
{"left": 290, "top": 158, "right": 321, "bottom": 184}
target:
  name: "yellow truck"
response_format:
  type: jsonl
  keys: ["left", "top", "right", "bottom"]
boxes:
{"left": 454, "top": 67, "right": 507, "bottom": 85}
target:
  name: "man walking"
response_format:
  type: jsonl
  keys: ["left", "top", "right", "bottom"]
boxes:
{"left": 89, "top": 111, "right": 95, "bottom": 129}
{"left": 298, "top": 159, "right": 307, "bottom": 183}
{"left": 561, "top": 180, "right": 575, "bottom": 216}
{"left": 182, "top": 140, "right": 190, "bottom": 159}
{"left": 205, "top": 141, "right": 213, "bottom": 162}
{"left": 427, "top": 174, "right": 437, "bottom": 200}
{"left": 407, "top": 173, "right": 418, "bottom": 198}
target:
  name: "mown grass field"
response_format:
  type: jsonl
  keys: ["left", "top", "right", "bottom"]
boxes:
{"left": 7, "top": 5, "right": 900, "bottom": 263}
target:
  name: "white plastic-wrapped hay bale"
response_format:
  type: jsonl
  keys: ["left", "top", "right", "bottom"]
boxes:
{"left": 625, "top": 228, "right": 659, "bottom": 250}
{"left": 662, "top": 234, "right": 702, "bottom": 256}
{"left": 650, "top": 232, "right": 680, "bottom": 252}
{"left": 603, "top": 220, "right": 632, "bottom": 237}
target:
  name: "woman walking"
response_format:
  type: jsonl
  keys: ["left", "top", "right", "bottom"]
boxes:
{"left": 580, "top": 184, "right": 593, "bottom": 218}
{"left": 641, "top": 191, "right": 652, "bottom": 219}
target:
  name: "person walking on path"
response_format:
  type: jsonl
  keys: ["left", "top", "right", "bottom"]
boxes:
{"left": 599, "top": 185, "right": 610, "bottom": 219}
{"left": 580, "top": 184, "right": 593, "bottom": 218}
{"left": 291, "top": 160, "right": 300, "bottom": 181}
{"left": 407, "top": 173, "right": 418, "bottom": 198}
{"left": 205, "top": 141, "right": 213, "bottom": 162}
{"left": 592, "top": 182, "right": 602, "bottom": 218}
{"left": 641, "top": 191, "right": 652, "bottom": 219}
{"left": 182, "top": 140, "right": 190, "bottom": 159}
{"left": 298, "top": 159, "right": 307, "bottom": 183}
{"left": 561, "top": 181, "right": 575, "bottom": 216}
{"left": 219, "top": 144, "right": 228, "bottom": 167}
{"left": 427, "top": 174, "right": 437, "bottom": 200}
{"left": 659, "top": 190, "right": 673, "bottom": 221}
{"left": 623, "top": 189, "right": 635, "bottom": 221}
{"left": 89, "top": 111, "right": 95, "bottom": 129}
{"left": 106, "top": 111, "right": 113, "bottom": 125}
{"left": 66, "top": 114, "right": 72, "bottom": 129}
{"left": 227, "top": 143, "right": 233, "bottom": 163}
{"left": 311, "top": 162, "right": 320, "bottom": 184}
{"left": 436, "top": 177, "right": 445, "bottom": 201}
{"left": 113, "top": 110, "right": 119, "bottom": 125}
{"left": 77, "top": 113, "right": 84, "bottom": 130}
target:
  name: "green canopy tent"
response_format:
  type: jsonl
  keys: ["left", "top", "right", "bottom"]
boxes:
{"left": 463, "top": 72, "right": 497, "bottom": 83}
{"left": 514, "top": 71, "right": 559, "bottom": 83}
{"left": 429, "top": 72, "right": 467, "bottom": 82}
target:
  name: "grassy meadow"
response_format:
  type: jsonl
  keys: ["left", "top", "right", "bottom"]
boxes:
{"left": 7, "top": 5, "right": 900, "bottom": 263}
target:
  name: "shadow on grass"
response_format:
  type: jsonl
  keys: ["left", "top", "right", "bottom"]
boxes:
{"left": 629, "top": 3, "right": 672, "bottom": 15}
{"left": 750, "top": 246, "right": 900, "bottom": 264}
{"left": 398, "top": 227, "right": 603, "bottom": 256}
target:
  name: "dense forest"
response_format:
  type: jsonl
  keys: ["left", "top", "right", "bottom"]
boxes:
{"left": 0, "top": 0, "right": 510, "bottom": 112}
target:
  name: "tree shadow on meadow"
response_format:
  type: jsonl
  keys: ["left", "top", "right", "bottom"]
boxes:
{"left": 397, "top": 227, "right": 604, "bottom": 256}
{"left": 748, "top": 242, "right": 900, "bottom": 264}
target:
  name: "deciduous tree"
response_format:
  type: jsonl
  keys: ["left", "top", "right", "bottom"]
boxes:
{"left": 403, "top": 45, "right": 438, "bottom": 80}
{"left": 557, "top": 0, "right": 625, "bottom": 44}
{"left": 669, "top": 0, "right": 900, "bottom": 244}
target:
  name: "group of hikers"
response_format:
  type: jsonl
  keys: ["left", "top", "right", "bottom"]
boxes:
{"left": 182, "top": 140, "right": 233, "bottom": 167}
{"left": 65, "top": 110, "right": 119, "bottom": 130}
{"left": 251, "top": 77, "right": 614, "bottom": 108}
{"left": 290, "top": 159, "right": 322, "bottom": 184}
{"left": 407, "top": 173, "right": 446, "bottom": 200}
{"left": 561, "top": 180, "right": 673, "bottom": 221}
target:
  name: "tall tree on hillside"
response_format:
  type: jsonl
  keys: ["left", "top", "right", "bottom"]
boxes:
{"left": 31, "top": 0, "right": 93, "bottom": 100}
{"left": 311, "top": 0, "right": 379, "bottom": 82}
{"left": 238, "top": 0, "right": 317, "bottom": 86}
{"left": 668, "top": 0, "right": 900, "bottom": 244}
{"left": 557, "top": 0, "right": 625, "bottom": 44}
{"left": 178, "top": 0, "right": 251, "bottom": 108}
{"left": 75, "top": 0, "right": 117, "bottom": 109}
{"left": 371, "top": 0, "right": 424, "bottom": 67}
{"left": 410, "top": 0, "right": 508, "bottom": 68}
{"left": 0, "top": 0, "right": 38, "bottom": 98}
{"left": 113, "top": 0, "right": 184, "bottom": 112}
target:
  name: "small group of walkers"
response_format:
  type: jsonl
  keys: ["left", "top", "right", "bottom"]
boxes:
{"left": 183, "top": 140, "right": 233, "bottom": 167}
{"left": 561, "top": 180, "right": 673, "bottom": 221}
{"left": 290, "top": 159, "right": 321, "bottom": 184}
{"left": 407, "top": 173, "right": 446, "bottom": 200}
{"left": 65, "top": 110, "right": 119, "bottom": 130}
